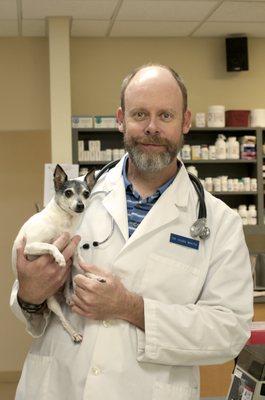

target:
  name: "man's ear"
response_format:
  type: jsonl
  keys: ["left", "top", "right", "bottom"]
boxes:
{"left": 182, "top": 109, "right": 192, "bottom": 135}
{"left": 116, "top": 107, "right": 125, "bottom": 133}
{"left": 53, "top": 164, "right": 67, "bottom": 191}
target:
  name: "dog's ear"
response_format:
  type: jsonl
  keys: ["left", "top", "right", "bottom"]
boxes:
{"left": 84, "top": 169, "right": 96, "bottom": 191}
{"left": 54, "top": 164, "right": 68, "bottom": 191}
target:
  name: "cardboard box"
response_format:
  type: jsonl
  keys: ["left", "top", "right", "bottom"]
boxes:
{"left": 225, "top": 110, "right": 250, "bottom": 127}
{"left": 94, "top": 116, "right": 117, "bottom": 129}
{"left": 72, "top": 116, "right": 93, "bottom": 128}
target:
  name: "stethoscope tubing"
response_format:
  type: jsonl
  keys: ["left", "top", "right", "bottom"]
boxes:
{"left": 87, "top": 158, "right": 209, "bottom": 242}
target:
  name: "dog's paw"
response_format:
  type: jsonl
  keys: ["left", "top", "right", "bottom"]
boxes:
{"left": 66, "top": 297, "right": 74, "bottom": 306}
{"left": 54, "top": 254, "right": 66, "bottom": 267}
{"left": 85, "top": 272, "right": 106, "bottom": 283}
{"left": 72, "top": 333, "right": 83, "bottom": 343}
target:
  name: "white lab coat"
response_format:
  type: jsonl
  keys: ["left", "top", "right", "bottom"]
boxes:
{"left": 10, "top": 157, "right": 253, "bottom": 400}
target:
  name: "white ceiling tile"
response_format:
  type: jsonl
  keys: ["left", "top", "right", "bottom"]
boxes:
{"left": 0, "top": 19, "right": 18, "bottom": 36}
{"left": 22, "top": 19, "right": 46, "bottom": 36}
{"left": 0, "top": 0, "right": 17, "bottom": 18}
{"left": 71, "top": 19, "right": 110, "bottom": 36}
{"left": 193, "top": 21, "right": 265, "bottom": 37}
{"left": 110, "top": 20, "right": 198, "bottom": 36}
{"left": 116, "top": 0, "right": 219, "bottom": 21}
{"left": 22, "top": 0, "right": 119, "bottom": 20}
{"left": 209, "top": 1, "right": 265, "bottom": 21}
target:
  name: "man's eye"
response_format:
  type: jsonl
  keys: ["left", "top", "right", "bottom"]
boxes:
{"left": 161, "top": 112, "right": 173, "bottom": 121}
{"left": 134, "top": 112, "right": 146, "bottom": 120}
{"left": 65, "top": 190, "right": 73, "bottom": 198}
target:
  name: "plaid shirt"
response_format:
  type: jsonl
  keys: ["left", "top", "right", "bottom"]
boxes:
{"left": 122, "top": 155, "right": 177, "bottom": 237}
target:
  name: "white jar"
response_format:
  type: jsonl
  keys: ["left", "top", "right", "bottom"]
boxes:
{"left": 209, "top": 145, "right": 216, "bottom": 160}
{"left": 187, "top": 165, "right": 198, "bottom": 177}
{"left": 226, "top": 137, "right": 240, "bottom": 159}
{"left": 242, "top": 177, "right": 251, "bottom": 191}
{"left": 201, "top": 145, "right": 209, "bottom": 160}
{"left": 181, "top": 144, "right": 191, "bottom": 160}
{"left": 215, "top": 134, "right": 226, "bottom": 159}
{"left": 213, "top": 177, "right": 221, "bottom": 192}
{"left": 248, "top": 205, "right": 257, "bottom": 218}
{"left": 250, "top": 109, "right": 265, "bottom": 127}
{"left": 250, "top": 178, "right": 257, "bottom": 191}
{"left": 220, "top": 176, "right": 228, "bottom": 191}
{"left": 207, "top": 105, "right": 225, "bottom": 128}
{"left": 238, "top": 205, "right": 248, "bottom": 225}
{"left": 227, "top": 179, "right": 234, "bottom": 191}
{"left": 238, "top": 180, "right": 244, "bottom": 191}
{"left": 195, "top": 113, "right": 206, "bottom": 128}
{"left": 205, "top": 177, "right": 213, "bottom": 192}
{"left": 233, "top": 178, "right": 239, "bottom": 191}
{"left": 248, "top": 205, "right": 257, "bottom": 225}
{"left": 191, "top": 145, "right": 201, "bottom": 160}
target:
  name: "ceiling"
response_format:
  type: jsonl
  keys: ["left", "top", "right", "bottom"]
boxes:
{"left": 1, "top": 0, "right": 265, "bottom": 38}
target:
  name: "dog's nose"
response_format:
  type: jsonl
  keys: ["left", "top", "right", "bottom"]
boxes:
{"left": 76, "top": 202, "right": 84, "bottom": 213}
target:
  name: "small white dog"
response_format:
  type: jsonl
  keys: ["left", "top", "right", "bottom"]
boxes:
{"left": 12, "top": 164, "right": 97, "bottom": 343}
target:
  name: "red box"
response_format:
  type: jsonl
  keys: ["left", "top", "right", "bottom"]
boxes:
{"left": 247, "top": 322, "right": 265, "bottom": 345}
{"left": 225, "top": 110, "right": 250, "bottom": 127}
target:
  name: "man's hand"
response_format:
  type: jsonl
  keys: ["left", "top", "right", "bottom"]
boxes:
{"left": 71, "top": 261, "right": 145, "bottom": 331}
{"left": 17, "top": 233, "right": 81, "bottom": 305}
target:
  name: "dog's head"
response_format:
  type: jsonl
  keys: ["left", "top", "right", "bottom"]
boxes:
{"left": 53, "top": 164, "right": 95, "bottom": 215}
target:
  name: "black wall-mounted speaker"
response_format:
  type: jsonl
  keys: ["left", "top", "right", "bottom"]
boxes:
{"left": 226, "top": 37, "right": 249, "bottom": 72}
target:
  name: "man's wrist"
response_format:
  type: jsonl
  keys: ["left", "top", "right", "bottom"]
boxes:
{"left": 17, "top": 295, "right": 47, "bottom": 314}
{"left": 121, "top": 290, "right": 145, "bottom": 331}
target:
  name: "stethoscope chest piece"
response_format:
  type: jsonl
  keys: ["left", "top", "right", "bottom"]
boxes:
{"left": 190, "top": 218, "right": 210, "bottom": 240}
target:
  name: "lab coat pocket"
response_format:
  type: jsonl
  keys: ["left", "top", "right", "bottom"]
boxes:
{"left": 152, "top": 381, "right": 197, "bottom": 400}
{"left": 16, "top": 353, "right": 53, "bottom": 400}
{"left": 140, "top": 252, "right": 199, "bottom": 304}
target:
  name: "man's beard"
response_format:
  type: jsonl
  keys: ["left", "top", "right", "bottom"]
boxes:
{"left": 123, "top": 131, "right": 183, "bottom": 173}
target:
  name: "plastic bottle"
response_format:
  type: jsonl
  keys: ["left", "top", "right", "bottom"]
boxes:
{"left": 201, "top": 145, "right": 209, "bottom": 160}
{"left": 181, "top": 144, "right": 191, "bottom": 160}
{"left": 187, "top": 165, "right": 198, "bottom": 177}
{"left": 226, "top": 137, "right": 240, "bottom": 159}
{"left": 248, "top": 205, "right": 257, "bottom": 225}
{"left": 205, "top": 177, "right": 213, "bottom": 192}
{"left": 215, "top": 134, "right": 226, "bottom": 159}
{"left": 238, "top": 205, "right": 248, "bottom": 225}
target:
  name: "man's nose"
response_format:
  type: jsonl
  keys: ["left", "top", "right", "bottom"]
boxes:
{"left": 144, "top": 118, "right": 160, "bottom": 135}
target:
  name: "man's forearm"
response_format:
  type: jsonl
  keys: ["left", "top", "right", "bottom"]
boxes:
{"left": 120, "top": 290, "right": 145, "bottom": 331}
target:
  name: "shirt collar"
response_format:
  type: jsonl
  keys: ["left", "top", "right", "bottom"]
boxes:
{"left": 122, "top": 154, "right": 180, "bottom": 196}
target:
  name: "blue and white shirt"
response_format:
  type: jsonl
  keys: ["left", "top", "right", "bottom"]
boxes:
{"left": 122, "top": 155, "right": 179, "bottom": 237}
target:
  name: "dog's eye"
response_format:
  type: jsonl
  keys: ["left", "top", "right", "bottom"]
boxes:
{"left": 83, "top": 190, "right": 90, "bottom": 199}
{"left": 65, "top": 190, "right": 73, "bottom": 198}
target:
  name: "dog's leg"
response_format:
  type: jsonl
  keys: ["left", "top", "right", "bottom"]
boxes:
{"left": 25, "top": 242, "right": 66, "bottom": 267}
{"left": 76, "top": 249, "right": 106, "bottom": 282}
{"left": 64, "top": 273, "right": 74, "bottom": 306}
{"left": 47, "top": 296, "right": 83, "bottom": 343}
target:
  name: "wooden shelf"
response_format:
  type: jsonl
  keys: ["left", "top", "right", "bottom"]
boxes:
{"left": 244, "top": 226, "right": 265, "bottom": 235}
{"left": 183, "top": 159, "right": 256, "bottom": 163}
{"left": 212, "top": 191, "right": 257, "bottom": 195}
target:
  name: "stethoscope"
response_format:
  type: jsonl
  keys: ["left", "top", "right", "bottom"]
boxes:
{"left": 82, "top": 159, "right": 210, "bottom": 251}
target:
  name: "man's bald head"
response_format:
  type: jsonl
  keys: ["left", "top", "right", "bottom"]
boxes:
{"left": 120, "top": 64, "right": 187, "bottom": 114}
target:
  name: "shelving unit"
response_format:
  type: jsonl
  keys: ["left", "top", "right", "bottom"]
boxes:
{"left": 72, "top": 126, "right": 265, "bottom": 235}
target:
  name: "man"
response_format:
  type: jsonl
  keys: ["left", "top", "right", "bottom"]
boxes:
{"left": 11, "top": 64, "right": 253, "bottom": 400}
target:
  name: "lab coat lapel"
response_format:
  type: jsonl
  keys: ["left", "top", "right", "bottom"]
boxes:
{"left": 98, "top": 159, "right": 129, "bottom": 242}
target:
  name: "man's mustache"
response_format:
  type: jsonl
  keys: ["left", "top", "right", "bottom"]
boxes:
{"left": 134, "top": 136, "right": 170, "bottom": 146}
